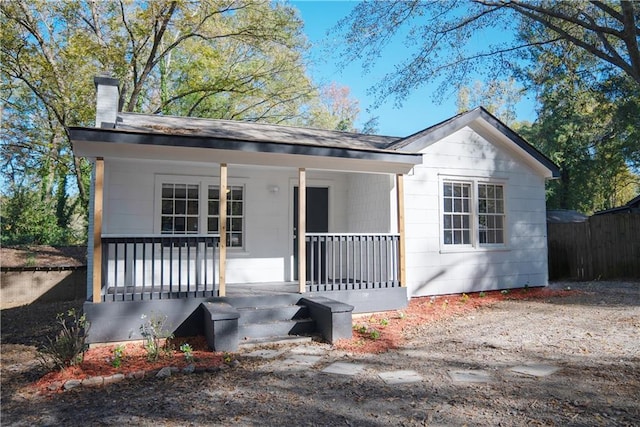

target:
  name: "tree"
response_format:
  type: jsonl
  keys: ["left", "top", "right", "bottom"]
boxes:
{"left": 1, "top": 0, "right": 318, "bottom": 244}
{"left": 335, "top": 1, "right": 640, "bottom": 103}
{"left": 456, "top": 79, "right": 523, "bottom": 125}
{"left": 517, "top": 13, "right": 640, "bottom": 213}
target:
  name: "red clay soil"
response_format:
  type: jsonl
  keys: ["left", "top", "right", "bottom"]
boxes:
{"left": 34, "top": 287, "right": 575, "bottom": 393}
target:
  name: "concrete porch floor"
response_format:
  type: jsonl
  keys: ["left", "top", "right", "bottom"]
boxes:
{"left": 225, "top": 282, "right": 300, "bottom": 296}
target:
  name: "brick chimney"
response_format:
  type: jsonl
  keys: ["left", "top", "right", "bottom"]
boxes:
{"left": 94, "top": 75, "right": 120, "bottom": 128}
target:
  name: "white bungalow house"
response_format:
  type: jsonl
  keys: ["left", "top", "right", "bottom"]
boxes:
{"left": 70, "top": 77, "right": 559, "bottom": 348}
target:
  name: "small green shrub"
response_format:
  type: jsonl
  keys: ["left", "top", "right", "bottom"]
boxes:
{"left": 369, "top": 329, "right": 381, "bottom": 340}
{"left": 139, "top": 313, "right": 174, "bottom": 362}
{"left": 460, "top": 293, "right": 470, "bottom": 303}
{"left": 379, "top": 318, "right": 389, "bottom": 327}
{"left": 479, "top": 291, "right": 486, "bottom": 298}
{"left": 180, "top": 343, "right": 194, "bottom": 363}
{"left": 38, "top": 309, "right": 90, "bottom": 370}
{"left": 111, "top": 344, "right": 125, "bottom": 368}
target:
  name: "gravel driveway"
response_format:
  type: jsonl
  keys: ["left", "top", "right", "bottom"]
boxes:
{"left": 2, "top": 281, "right": 639, "bottom": 426}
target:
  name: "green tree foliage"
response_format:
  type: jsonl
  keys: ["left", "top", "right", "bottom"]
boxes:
{"left": 518, "top": 22, "right": 640, "bottom": 213}
{"left": 337, "top": 0, "right": 639, "bottom": 211}
{"left": 1, "top": 0, "right": 347, "bottom": 245}
{"left": 456, "top": 79, "right": 523, "bottom": 126}
{"left": 336, "top": 0, "right": 640, "bottom": 103}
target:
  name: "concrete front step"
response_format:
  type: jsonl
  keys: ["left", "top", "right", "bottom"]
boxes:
{"left": 237, "top": 304, "right": 309, "bottom": 325}
{"left": 238, "top": 317, "right": 315, "bottom": 341}
{"left": 239, "top": 335, "right": 313, "bottom": 348}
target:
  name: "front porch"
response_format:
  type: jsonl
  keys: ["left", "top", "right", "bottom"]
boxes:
{"left": 85, "top": 232, "right": 408, "bottom": 345}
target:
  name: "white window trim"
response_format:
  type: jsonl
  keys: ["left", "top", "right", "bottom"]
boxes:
{"left": 154, "top": 174, "right": 248, "bottom": 252}
{"left": 438, "top": 175, "right": 509, "bottom": 253}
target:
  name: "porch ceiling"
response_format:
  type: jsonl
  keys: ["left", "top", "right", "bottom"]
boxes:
{"left": 70, "top": 126, "right": 422, "bottom": 174}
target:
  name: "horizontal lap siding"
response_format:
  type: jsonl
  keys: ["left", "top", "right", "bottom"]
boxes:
{"left": 405, "top": 127, "right": 549, "bottom": 297}
{"left": 102, "top": 159, "right": 351, "bottom": 284}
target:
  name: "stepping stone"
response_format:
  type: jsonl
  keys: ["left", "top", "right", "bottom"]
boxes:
{"left": 289, "top": 346, "right": 328, "bottom": 356}
{"left": 321, "top": 361, "right": 366, "bottom": 376}
{"left": 448, "top": 370, "right": 493, "bottom": 383}
{"left": 510, "top": 364, "right": 560, "bottom": 377}
{"left": 378, "top": 370, "right": 423, "bottom": 385}
{"left": 280, "top": 354, "right": 322, "bottom": 368}
{"left": 244, "top": 349, "right": 283, "bottom": 359}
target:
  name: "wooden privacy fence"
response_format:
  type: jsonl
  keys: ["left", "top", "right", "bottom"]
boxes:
{"left": 547, "top": 213, "right": 640, "bottom": 280}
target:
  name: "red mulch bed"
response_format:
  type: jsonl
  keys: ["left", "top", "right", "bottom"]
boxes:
{"left": 34, "top": 287, "right": 575, "bottom": 393}
{"left": 35, "top": 336, "right": 223, "bottom": 393}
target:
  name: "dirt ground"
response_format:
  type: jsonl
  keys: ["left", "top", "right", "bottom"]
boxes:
{"left": 1, "top": 281, "right": 639, "bottom": 426}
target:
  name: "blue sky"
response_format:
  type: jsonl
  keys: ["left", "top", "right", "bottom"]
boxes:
{"left": 291, "top": 1, "right": 538, "bottom": 137}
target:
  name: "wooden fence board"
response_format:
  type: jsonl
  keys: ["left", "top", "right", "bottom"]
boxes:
{"left": 548, "top": 213, "right": 640, "bottom": 280}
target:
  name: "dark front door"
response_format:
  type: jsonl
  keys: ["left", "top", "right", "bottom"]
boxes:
{"left": 293, "top": 187, "right": 329, "bottom": 280}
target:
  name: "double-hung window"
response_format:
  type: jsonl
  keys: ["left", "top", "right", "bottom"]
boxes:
{"left": 441, "top": 179, "right": 506, "bottom": 249}
{"left": 157, "top": 176, "right": 244, "bottom": 249}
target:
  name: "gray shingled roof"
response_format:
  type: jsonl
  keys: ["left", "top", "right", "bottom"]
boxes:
{"left": 116, "top": 112, "right": 400, "bottom": 153}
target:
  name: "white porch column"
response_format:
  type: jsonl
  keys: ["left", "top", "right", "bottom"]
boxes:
{"left": 298, "top": 168, "right": 306, "bottom": 293}
{"left": 92, "top": 158, "right": 104, "bottom": 303}
{"left": 396, "top": 174, "right": 407, "bottom": 287}
{"left": 218, "top": 163, "right": 227, "bottom": 297}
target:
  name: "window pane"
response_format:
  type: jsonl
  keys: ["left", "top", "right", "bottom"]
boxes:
{"left": 162, "top": 185, "right": 173, "bottom": 199}
{"left": 496, "top": 200, "right": 504, "bottom": 213}
{"left": 187, "top": 200, "right": 198, "bottom": 215}
{"left": 209, "top": 201, "right": 218, "bottom": 215}
{"left": 208, "top": 218, "right": 218, "bottom": 233}
{"left": 453, "top": 215, "right": 461, "bottom": 228}
{"left": 443, "top": 183, "right": 452, "bottom": 197}
{"left": 174, "top": 184, "right": 186, "bottom": 199}
{"left": 454, "top": 199, "right": 461, "bottom": 212}
{"left": 462, "top": 230, "right": 470, "bottom": 244}
{"left": 478, "top": 185, "right": 486, "bottom": 198}
{"left": 462, "top": 215, "right": 469, "bottom": 228}
{"left": 231, "top": 201, "right": 243, "bottom": 216}
{"left": 444, "top": 230, "right": 452, "bottom": 244}
{"left": 444, "top": 199, "right": 452, "bottom": 212}
{"left": 187, "top": 217, "right": 198, "bottom": 233}
{"left": 187, "top": 185, "right": 199, "bottom": 199}
{"left": 174, "top": 217, "right": 185, "bottom": 232}
{"left": 231, "top": 218, "right": 242, "bottom": 231}
{"left": 208, "top": 187, "right": 219, "bottom": 200}
{"left": 496, "top": 186, "right": 503, "bottom": 198}
{"left": 453, "top": 185, "right": 461, "bottom": 197}
{"left": 161, "top": 217, "right": 173, "bottom": 233}
{"left": 175, "top": 200, "right": 186, "bottom": 215}
{"left": 231, "top": 188, "right": 243, "bottom": 200}
{"left": 444, "top": 215, "right": 451, "bottom": 229}
{"left": 162, "top": 200, "right": 173, "bottom": 215}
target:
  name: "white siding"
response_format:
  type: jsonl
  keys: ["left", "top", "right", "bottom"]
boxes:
{"left": 404, "top": 126, "right": 549, "bottom": 297}
{"left": 102, "top": 159, "right": 360, "bottom": 284}
{"left": 346, "top": 173, "right": 395, "bottom": 232}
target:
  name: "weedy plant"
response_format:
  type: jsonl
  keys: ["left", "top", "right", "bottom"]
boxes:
{"left": 180, "top": 343, "right": 194, "bottom": 363}
{"left": 460, "top": 293, "right": 470, "bottom": 303}
{"left": 111, "top": 344, "right": 125, "bottom": 368}
{"left": 379, "top": 318, "right": 389, "bottom": 327}
{"left": 139, "top": 313, "right": 174, "bottom": 362}
{"left": 38, "top": 309, "right": 90, "bottom": 370}
{"left": 479, "top": 291, "right": 487, "bottom": 298}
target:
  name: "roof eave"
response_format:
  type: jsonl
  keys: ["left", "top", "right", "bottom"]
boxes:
{"left": 70, "top": 127, "right": 422, "bottom": 174}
